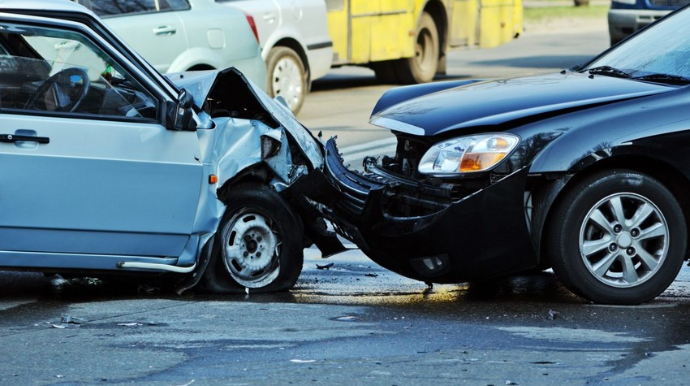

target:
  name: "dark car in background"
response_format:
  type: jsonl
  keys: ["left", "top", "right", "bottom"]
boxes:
{"left": 608, "top": 0, "right": 690, "bottom": 45}
{"left": 312, "top": 4, "right": 690, "bottom": 305}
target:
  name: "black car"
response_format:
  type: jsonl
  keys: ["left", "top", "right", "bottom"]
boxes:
{"left": 309, "top": 6, "right": 690, "bottom": 305}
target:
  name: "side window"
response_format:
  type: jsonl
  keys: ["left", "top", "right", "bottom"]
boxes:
{"left": 0, "top": 23, "right": 158, "bottom": 120}
{"left": 91, "top": 0, "right": 189, "bottom": 17}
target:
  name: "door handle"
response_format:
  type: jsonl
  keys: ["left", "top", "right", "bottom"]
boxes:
{"left": 0, "top": 134, "right": 49, "bottom": 144}
{"left": 153, "top": 25, "right": 177, "bottom": 36}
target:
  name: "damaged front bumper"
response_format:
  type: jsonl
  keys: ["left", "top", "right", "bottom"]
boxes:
{"left": 311, "top": 138, "right": 539, "bottom": 283}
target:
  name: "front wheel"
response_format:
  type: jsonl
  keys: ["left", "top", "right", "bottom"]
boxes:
{"left": 200, "top": 184, "right": 304, "bottom": 293}
{"left": 547, "top": 170, "right": 686, "bottom": 304}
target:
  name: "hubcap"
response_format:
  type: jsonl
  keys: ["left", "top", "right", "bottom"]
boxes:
{"left": 579, "top": 193, "right": 669, "bottom": 288}
{"left": 222, "top": 211, "right": 281, "bottom": 288}
{"left": 271, "top": 56, "right": 303, "bottom": 111}
{"left": 414, "top": 28, "right": 435, "bottom": 74}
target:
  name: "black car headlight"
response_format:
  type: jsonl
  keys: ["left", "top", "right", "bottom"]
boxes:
{"left": 418, "top": 133, "right": 520, "bottom": 176}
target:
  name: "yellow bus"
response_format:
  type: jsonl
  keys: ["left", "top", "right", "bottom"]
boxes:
{"left": 325, "top": 0, "right": 523, "bottom": 83}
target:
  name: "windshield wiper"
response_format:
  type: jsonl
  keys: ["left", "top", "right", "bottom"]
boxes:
{"left": 587, "top": 66, "right": 631, "bottom": 79}
{"left": 634, "top": 73, "right": 690, "bottom": 85}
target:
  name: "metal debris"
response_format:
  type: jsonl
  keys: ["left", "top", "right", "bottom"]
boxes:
{"left": 316, "top": 262, "right": 335, "bottom": 270}
{"left": 51, "top": 315, "right": 87, "bottom": 329}
{"left": 118, "top": 322, "right": 143, "bottom": 327}
{"left": 290, "top": 359, "right": 316, "bottom": 364}
{"left": 548, "top": 310, "right": 560, "bottom": 320}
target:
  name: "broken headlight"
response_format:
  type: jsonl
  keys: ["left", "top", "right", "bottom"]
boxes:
{"left": 418, "top": 133, "right": 519, "bottom": 176}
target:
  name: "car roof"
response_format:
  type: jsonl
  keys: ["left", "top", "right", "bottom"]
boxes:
{"left": 0, "top": 0, "right": 88, "bottom": 14}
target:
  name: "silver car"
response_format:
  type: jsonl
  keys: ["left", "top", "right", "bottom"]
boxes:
{"left": 82, "top": 0, "right": 267, "bottom": 90}
{"left": 0, "top": 0, "right": 341, "bottom": 292}
{"left": 217, "top": 0, "right": 333, "bottom": 114}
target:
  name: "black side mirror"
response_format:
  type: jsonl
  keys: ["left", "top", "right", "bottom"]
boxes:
{"left": 165, "top": 89, "right": 197, "bottom": 131}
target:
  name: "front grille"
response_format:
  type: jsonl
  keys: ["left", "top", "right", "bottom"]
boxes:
{"left": 648, "top": 0, "right": 690, "bottom": 8}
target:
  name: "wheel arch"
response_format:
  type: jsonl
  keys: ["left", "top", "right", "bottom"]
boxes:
{"left": 532, "top": 155, "right": 690, "bottom": 265}
{"left": 270, "top": 38, "right": 311, "bottom": 86}
{"left": 216, "top": 164, "right": 272, "bottom": 204}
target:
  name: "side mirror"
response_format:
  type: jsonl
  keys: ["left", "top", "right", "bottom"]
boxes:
{"left": 165, "top": 89, "right": 197, "bottom": 131}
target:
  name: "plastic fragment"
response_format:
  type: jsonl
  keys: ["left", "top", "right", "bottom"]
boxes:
{"left": 316, "top": 262, "right": 334, "bottom": 270}
{"left": 290, "top": 359, "right": 316, "bottom": 364}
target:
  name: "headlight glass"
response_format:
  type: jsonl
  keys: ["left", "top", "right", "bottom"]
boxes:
{"left": 418, "top": 133, "right": 519, "bottom": 175}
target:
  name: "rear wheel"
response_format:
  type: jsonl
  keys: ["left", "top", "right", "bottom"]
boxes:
{"left": 547, "top": 170, "right": 686, "bottom": 304}
{"left": 266, "top": 46, "right": 307, "bottom": 115}
{"left": 395, "top": 12, "right": 439, "bottom": 84}
{"left": 200, "top": 184, "right": 304, "bottom": 293}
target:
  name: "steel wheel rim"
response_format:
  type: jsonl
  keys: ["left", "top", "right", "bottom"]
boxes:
{"left": 579, "top": 192, "right": 669, "bottom": 288}
{"left": 271, "top": 56, "right": 302, "bottom": 111}
{"left": 222, "top": 210, "right": 281, "bottom": 288}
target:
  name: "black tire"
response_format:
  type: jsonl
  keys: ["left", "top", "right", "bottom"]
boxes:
{"left": 395, "top": 12, "right": 439, "bottom": 84}
{"left": 200, "top": 184, "right": 304, "bottom": 294}
{"left": 547, "top": 170, "right": 686, "bottom": 304}
{"left": 266, "top": 46, "right": 307, "bottom": 115}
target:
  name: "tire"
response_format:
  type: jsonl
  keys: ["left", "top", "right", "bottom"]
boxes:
{"left": 266, "top": 46, "right": 307, "bottom": 115}
{"left": 200, "top": 184, "right": 304, "bottom": 294}
{"left": 395, "top": 12, "right": 439, "bottom": 84}
{"left": 547, "top": 170, "right": 686, "bottom": 304}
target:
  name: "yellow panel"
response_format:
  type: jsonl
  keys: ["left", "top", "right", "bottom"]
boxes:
{"left": 369, "top": 0, "right": 415, "bottom": 61}
{"left": 479, "top": 0, "right": 519, "bottom": 48}
{"left": 450, "top": 0, "right": 479, "bottom": 47}
{"left": 327, "top": 0, "right": 349, "bottom": 64}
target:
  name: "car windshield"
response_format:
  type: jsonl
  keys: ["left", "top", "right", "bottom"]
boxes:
{"left": 585, "top": 8, "right": 690, "bottom": 85}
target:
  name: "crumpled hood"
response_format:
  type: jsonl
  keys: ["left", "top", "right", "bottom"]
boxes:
{"left": 371, "top": 71, "right": 672, "bottom": 136}
{"left": 166, "top": 68, "right": 323, "bottom": 169}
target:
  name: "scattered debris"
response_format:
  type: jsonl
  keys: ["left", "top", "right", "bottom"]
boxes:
{"left": 506, "top": 381, "right": 519, "bottom": 385}
{"left": 51, "top": 315, "right": 87, "bottom": 329}
{"left": 316, "top": 262, "right": 335, "bottom": 270}
{"left": 118, "top": 322, "right": 143, "bottom": 327}
{"left": 336, "top": 316, "right": 360, "bottom": 322}
{"left": 137, "top": 284, "right": 160, "bottom": 295}
{"left": 290, "top": 359, "right": 316, "bottom": 364}
{"left": 548, "top": 310, "right": 560, "bottom": 320}
{"left": 365, "top": 273, "right": 379, "bottom": 278}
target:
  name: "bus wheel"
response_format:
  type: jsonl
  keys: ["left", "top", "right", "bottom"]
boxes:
{"left": 396, "top": 12, "right": 439, "bottom": 84}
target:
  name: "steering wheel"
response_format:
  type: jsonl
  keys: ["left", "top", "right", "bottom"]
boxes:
{"left": 25, "top": 68, "right": 91, "bottom": 112}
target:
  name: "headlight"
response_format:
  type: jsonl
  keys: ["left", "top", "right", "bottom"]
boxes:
{"left": 418, "top": 133, "right": 519, "bottom": 176}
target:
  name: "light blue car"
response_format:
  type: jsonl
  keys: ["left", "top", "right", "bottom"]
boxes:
{"left": 0, "top": 0, "right": 342, "bottom": 292}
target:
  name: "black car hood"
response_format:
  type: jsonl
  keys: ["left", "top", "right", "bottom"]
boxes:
{"left": 370, "top": 71, "right": 672, "bottom": 136}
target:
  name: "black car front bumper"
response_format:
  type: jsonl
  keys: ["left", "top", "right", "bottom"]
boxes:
{"left": 313, "top": 138, "right": 539, "bottom": 283}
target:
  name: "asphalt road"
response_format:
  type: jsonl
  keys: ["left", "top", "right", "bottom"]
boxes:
{"left": 3, "top": 18, "right": 690, "bottom": 386}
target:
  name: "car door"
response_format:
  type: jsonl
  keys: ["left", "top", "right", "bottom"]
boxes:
{"left": 93, "top": 0, "right": 189, "bottom": 73}
{"left": 0, "top": 18, "right": 203, "bottom": 259}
